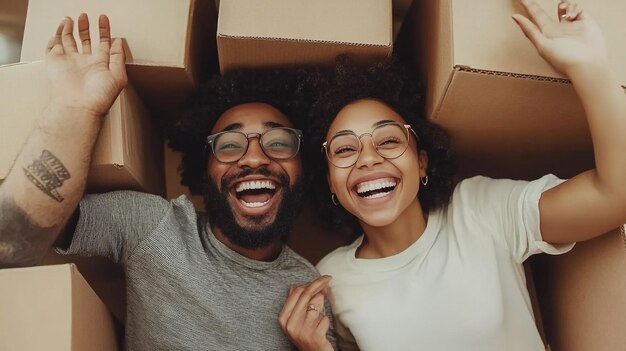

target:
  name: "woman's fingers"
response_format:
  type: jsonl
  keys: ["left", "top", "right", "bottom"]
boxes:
{"left": 303, "top": 292, "right": 326, "bottom": 326}
{"left": 279, "top": 285, "right": 306, "bottom": 328}
{"left": 558, "top": 1, "right": 582, "bottom": 22}
{"left": 279, "top": 276, "right": 332, "bottom": 341}
{"left": 512, "top": 14, "right": 546, "bottom": 49}
{"left": 291, "top": 275, "right": 331, "bottom": 316}
{"left": 520, "top": 0, "right": 552, "bottom": 30}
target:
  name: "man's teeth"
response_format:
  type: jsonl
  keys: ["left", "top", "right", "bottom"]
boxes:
{"left": 356, "top": 180, "right": 397, "bottom": 194}
{"left": 236, "top": 180, "right": 276, "bottom": 193}
{"left": 240, "top": 199, "right": 270, "bottom": 208}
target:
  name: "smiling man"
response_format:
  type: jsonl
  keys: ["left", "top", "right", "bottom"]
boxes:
{"left": 0, "top": 15, "right": 335, "bottom": 351}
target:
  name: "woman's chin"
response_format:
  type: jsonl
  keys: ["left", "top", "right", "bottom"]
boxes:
{"left": 356, "top": 212, "right": 398, "bottom": 229}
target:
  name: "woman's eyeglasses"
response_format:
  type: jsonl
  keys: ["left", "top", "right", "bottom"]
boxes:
{"left": 322, "top": 122, "right": 417, "bottom": 168}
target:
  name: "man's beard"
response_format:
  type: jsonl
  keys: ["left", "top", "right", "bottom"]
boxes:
{"left": 203, "top": 166, "right": 305, "bottom": 250}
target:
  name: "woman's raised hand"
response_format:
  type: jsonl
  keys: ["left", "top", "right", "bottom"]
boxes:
{"left": 513, "top": 0, "right": 608, "bottom": 77}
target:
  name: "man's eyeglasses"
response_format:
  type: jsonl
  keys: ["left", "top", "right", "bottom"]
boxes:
{"left": 322, "top": 122, "right": 418, "bottom": 168}
{"left": 207, "top": 127, "right": 303, "bottom": 163}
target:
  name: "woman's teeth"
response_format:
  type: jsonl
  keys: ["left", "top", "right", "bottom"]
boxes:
{"left": 356, "top": 179, "right": 397, "bottom": 197}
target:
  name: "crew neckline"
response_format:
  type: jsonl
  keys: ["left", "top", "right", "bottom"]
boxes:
{"left": 346, "top": 208, "right": 442, "bottom": 272}
{"left": 204, "top": 220, "right": 288, "bottom": 271}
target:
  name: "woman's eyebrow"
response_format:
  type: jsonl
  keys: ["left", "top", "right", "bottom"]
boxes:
{"left": 372, "top": 119, "right": 396, "bottom": 127}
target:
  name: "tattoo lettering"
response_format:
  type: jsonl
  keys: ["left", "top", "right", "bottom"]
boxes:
{"left": 23, "top": 150, "right": 71, "bottom": 202}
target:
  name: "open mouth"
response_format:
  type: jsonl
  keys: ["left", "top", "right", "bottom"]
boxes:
{"left": 233, "top": 180, "right": 278, "bottom": 208}
{"left": 355, "top": 178, "right": 398, "bottom": 200}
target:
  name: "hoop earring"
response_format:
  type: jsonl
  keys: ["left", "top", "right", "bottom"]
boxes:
{"left": 420, "top": 175, "right": 429, "bottom": 186}
{"left": 331, "top": 193, "right": 339, "bottom": 206}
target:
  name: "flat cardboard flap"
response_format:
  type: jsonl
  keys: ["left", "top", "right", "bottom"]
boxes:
{"left": 538, "top": 229, "right": 626, "bottom": 350}
{"left": 218, "top": 0, "right": 392, "bottom": 46}
{"left": 20, "top": 0, "right": 192, "bottom": 67}
{"left": 0, "top": 264, "right": 116, "bottom": 351}
{"left": 451, "top": 0, "right": 626, "bottom": 82}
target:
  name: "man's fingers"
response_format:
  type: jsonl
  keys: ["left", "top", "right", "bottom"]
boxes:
{"left": 47, "top": 19, "right": 67, "bottom": 55}
{"left": 109, "top": 38, "right": 127, "bottom": 86}
{"left": 77, "top": 13, "right": 92, "bottom": 54}
{"left": 520, "top": 0, "right": 552, "bottom": 29}
{"left": 61, "top": 16, "right": 78, "bottom": 53}
{"left": 512, "top": 14, "right": 547, "bottom": 49}
{"left": 98, "top": 15, "right": 112, "bottom": 57}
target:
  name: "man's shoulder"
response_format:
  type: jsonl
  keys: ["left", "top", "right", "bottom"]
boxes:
{"left": 280, "top": 246, "right": 319, "bottom": 276}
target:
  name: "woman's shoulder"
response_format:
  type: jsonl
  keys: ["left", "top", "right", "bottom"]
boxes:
{"left": 316, "top": 235, "right": 363, "bottom": 275}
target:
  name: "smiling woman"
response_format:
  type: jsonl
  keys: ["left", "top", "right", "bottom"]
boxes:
{"left": 279, "top": 1, "right": 626, "bottom": 350}
{"left": 307, "top": 57, "right": 456, "bottom": 234}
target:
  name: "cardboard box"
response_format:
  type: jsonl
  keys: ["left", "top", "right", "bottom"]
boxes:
{"left": 0, "top": 264, "right": 118, "bottom": 351}
{"left": 534, "top": 228, "right": 626, "bottom": 351}
{"left": 19, "top": 0, "right": 217, "bottom": 111}
{"left": 0, "top": 61, "right": 164, "bottom": 195}
{"left": 164, "top": 144, "right": 204, "bottom": 210}
{"left": 0, "top": 0, "right": 28, "bottom": 65}
{"left": 217, "top": 0, "right": 393, "bottom": 73}
{"left": 406, "top": 0, "right": 626, "bottom": 180}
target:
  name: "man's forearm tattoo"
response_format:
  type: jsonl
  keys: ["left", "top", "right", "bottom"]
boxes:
{"left": 22, "top": 150, "right": 71, "bottom": 202}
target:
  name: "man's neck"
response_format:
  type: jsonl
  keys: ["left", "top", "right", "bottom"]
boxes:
{"left": 211, "top": 226, "right": 282, "bottom": 262}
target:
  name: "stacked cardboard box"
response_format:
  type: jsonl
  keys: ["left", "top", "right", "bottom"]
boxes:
{"left": 406, "top": 0, "right": 626, "bottom": 180}
{"left": 535, "top": 228, "right": 626, "bottom": 351}
{"left": 0, "top": 61, "right": 164, "bottom": 195}
{"left": 217, "top": 0, "right": 393, "bottom": 73}
{"left": 19, "top": 0, "right": 217, "bottom": 111}
{"left": 0, "top": 264, "right": 118, "bottom": 351}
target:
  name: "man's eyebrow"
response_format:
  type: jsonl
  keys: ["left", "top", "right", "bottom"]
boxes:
{"left": 221, "top": 123, "right": 243, "bottom": 132}
{"left": 264, "top": 121, "right": 285, "bottom": 129}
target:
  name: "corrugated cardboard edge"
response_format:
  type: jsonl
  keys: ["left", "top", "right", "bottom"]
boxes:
{"left": 216, "top": 34, "right": 392, "bottom": 48}
{"left": 434, "top": 66, "right": 626, "bottom": 122}
{"left": 185, "top": 0, "right": 216, "bottom": 88}
{"left": 119, "top": 85, "right": 165, "bottom": 196}
{"left": 69, "top": 264, "right": 118, "bottom": 351}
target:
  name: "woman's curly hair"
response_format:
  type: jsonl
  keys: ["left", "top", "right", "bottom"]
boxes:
{"left": 165, "top": 67, "right": 327, "bottom": 195}
{"left": 307, "top": 56, "right": 457, "bottom": 234}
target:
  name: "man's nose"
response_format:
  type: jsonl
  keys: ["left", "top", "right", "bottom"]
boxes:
{"left": 238, "top": 137, "right": 271, "bottom": 168}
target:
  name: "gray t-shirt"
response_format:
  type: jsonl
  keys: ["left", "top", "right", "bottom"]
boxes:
{"left": 57, "top": 191, "right": 335, "bottom": 351}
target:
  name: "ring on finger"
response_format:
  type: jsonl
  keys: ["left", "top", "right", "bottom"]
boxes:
{"left": 306, "top": 304, "right": 319, "bottom": 313}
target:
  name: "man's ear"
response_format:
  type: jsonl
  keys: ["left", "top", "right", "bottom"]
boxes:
{"left": 419, "top": 150, "right": 429, "bottom": 178}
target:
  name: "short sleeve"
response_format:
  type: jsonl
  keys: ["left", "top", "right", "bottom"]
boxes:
{"left": 455, "top": 175, "right": 575, "bottom": 263}
{"left": 55, "top": 191, "right": 172, "bottom": 265}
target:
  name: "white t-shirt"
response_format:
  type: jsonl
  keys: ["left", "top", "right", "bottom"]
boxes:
{"left": 316, "top": 175, "right": 574, "bottom": 351}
